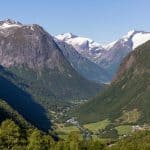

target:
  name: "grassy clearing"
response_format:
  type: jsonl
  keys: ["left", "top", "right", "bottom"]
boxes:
{"left": 56, "top": 125, "right": 79, "bottom": 134}
{"left": 55, "top": 119, "right": 111, "bottom": 139}
{"left": 115, "top": 125, "right": 132, "bottom": 135}
{"left": 83, "top": 119, "right": 111, "bottom": 133}
{"left": 117, "top": 109, "right": 141, "bottom": 124}
{"left": 55, "top": 125, "right": 80, "bottom": 139}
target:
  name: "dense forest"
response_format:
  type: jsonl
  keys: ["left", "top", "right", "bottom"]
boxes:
{"left": 0, "top": 118, "right": 150, "bottom": 150}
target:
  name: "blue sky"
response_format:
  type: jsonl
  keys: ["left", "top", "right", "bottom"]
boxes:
{"left": 0, "top": 0, "right": 150, "bottom": 43}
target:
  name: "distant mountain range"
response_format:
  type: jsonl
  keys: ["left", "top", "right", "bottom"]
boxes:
{"left": 54, "top": 38, "right": 110, "bottom": 83}
{"left": 56, "top": 30, "right": 150, "bottom": 81}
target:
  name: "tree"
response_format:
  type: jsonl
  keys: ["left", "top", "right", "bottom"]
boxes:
{"left": 27, "top": 129, "right": 46, "bottom": 150}
{"left": 0, "top": 119, "right": 22, "bottom": 149}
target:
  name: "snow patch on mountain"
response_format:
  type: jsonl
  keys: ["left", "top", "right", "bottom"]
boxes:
{"left": 56, "top": 30, "right": 150, "bottom": 81}
{"left": 0, "top": 19, "right": 22, "bottom": 29}
{"left": 67, "top": 37, "right": 101, "bottom": 52}
{"left": 55, "top": 33, "right": 106, "bottom": 62}
{"left": 102, "top": 40, "right": 117, "bottom": 50}
{"left": 123, "top": 30, "right": 135, "bottom": 39}
{"left": 0, "top": 23, "right": 21, "bottom": 29}
{"left": 55, "top": 33, "right": 76, "bottom": 41}
{"left": 132, "top": 32, "right": 150, "bottom": 49}
{"left": 55, "top": 33, "right": 103, "bottom": 52}
{"left": 121, "top": 30, "right": 150, "bottom": 49}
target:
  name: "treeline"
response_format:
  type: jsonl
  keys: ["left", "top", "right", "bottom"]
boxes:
{"left": 107, "top": 131, "right": 150, "bottom": 150}
{"left": 0, "top": 119, "right": 105, "bottom": 150}
{"left": 0, "top": 119, "right": 150, "bottom": 150}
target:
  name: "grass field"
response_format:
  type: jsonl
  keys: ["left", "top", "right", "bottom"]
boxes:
{"left": 55, "top": 119, "right": 111, "bottom": 139}
{"left": 117, "top": 109, "right": 141, "bottom": 124}
{"left": 56, "top": 125, "right": 79, "bottom": 134}
{"left": 55, "top": 126, "right": 82, "bottom": 140}
{"left": 115, "top": 125, "right": 132, "bottom": 135}
{"left": 55, "top": 120, "right": 133, "bottom": 140}
{"left": 83, "top": 119, "right": 111, "bottom": 133}
{"left": 55, "top": 125, "right": 80, "bottom": 139}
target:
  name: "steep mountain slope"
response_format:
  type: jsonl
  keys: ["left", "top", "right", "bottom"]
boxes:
{"left": 0, "top": 66, "right": 51, "bottom": 131}
{"left": 56, "top": 31, "right": 150, "bottom": 80}
{"left": 0, "top": 99, "right": 30, "bottom": 128}
{"left": 0, "top": 19, "right": 103, "bottom": 125}
{"left": 55, "top": 33, "right": 105, "bottom": 62}
{"left": 75, "top": 40, "right": 150, "bottom": 124}
{"left": 0, "top": 19, "right": 102, "bottom": 99}
{"left": 98, "top": 30, "right": 150, "bottom": 78}
{"left": 54, "top": 38, "right": 110, "bottom": 83}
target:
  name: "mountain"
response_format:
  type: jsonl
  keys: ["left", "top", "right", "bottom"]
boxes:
{"left": 0, "top": 99, "right": 30, "bottom": 128}
{"left": 74, "top": 40, "right": 150, "bottom": 124}
{"left": 56, "top": 31, "right": 150, "bottom": 80}
{"left": 0, "top": 19, "right": 102, "bottom": 99}
{"left": 54, "top": 38, "right": 110, "bottom": 83}
{"left": 55, "top": 33, "right": 105, "bottom": 63}
{"left": 98, "top": 30, "right": 150, "bottom": 78}
{"left": 0, "top": 19, "right": 103, "bottom": 127}
{"left": 0, "top": 66, "right": 51, "bottom": 131}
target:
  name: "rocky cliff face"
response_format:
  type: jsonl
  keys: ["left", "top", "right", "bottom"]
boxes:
{"left": 0, "top": 19, "right": 67, "bottom": 72}
{"left": 0, "top": 19, "right": 102, "bottom": 103}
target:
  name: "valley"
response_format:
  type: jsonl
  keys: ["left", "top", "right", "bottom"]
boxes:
{"left": 0, "top": 18, "right": 149, "bottom": 149}
{"left": 50, "top": 39, "right": 150, "bottom": 144}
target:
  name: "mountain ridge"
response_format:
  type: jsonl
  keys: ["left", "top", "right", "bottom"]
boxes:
{"left": 54, "top": 38, "right": 111, "bottom": 83}
{"left": 74, "top": 40, "right": 150, "bottom": 124}
{"left": 56, "top": 30, "right": 150, "bottom": 80}
{"left": 0, "top": 19, "right": 103, "bottom": 130}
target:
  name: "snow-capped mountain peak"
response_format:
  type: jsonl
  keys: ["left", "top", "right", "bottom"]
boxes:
{"left": 55, "top": 33, "right": 104, "bottom": 61}
{"left": 55, "top": 32, "right": 77, "bottom": 41}
{"left": 55, "top": 33, "right": 101, "bottom": 47}
{"left": 102, "top": 30, "right": 137, "bottom": 50}
{"left": 56, "top": 30, "right": 150, "bottom": 81}
{"left": 0, "top": 19, "right": 22, "bottom": 29}
{"left": 121, "top": 30, "right": 150, "bottom": 49}
{"left": 123, "top": 30, "right": 135, "bottom": 38}
{"left": 102, "top": 40, "right": 117, "bottom": 50}
{"left": 105, "top": 30, "right": 150, "bottom": 50}
{"left": 131, "top": 31, "right": 150, "bottom": 49}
